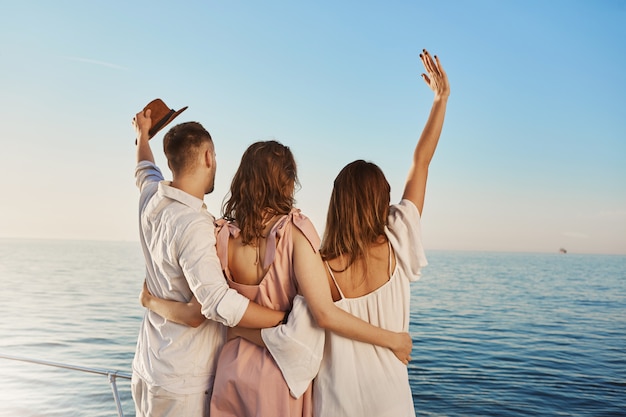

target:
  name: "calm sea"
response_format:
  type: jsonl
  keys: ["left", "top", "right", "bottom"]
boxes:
{"left": 0, "top": 239, "right": 624, "bottom": 417}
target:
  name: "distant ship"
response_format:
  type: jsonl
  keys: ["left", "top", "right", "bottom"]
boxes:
{"left": 559, "top": 248, "right": 567, "bottom": 254}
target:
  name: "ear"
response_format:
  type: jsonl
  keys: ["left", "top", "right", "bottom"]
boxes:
{"left": 203, "top": 148, "right": 214, "bottom": 169}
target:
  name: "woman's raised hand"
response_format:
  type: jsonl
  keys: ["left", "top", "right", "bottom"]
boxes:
{"left": 420, "top": 49, "right": 450, "bottom": 99}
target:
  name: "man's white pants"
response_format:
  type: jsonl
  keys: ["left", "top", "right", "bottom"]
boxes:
{"left": 132, "top": 373, "right": 211, "bottom": 417}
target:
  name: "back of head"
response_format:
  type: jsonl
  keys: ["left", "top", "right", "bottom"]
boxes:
{"left": 163, "top": 122, "right": 213, "bottom": 176}
{"left": 223, "top": 140, "right": 298, "bottom": 244}
{"left": 320, "top": 160, "right": 391, "bottom": 266}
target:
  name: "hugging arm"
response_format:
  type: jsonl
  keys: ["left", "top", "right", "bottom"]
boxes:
{"left": 230, "top": 229, "right": 412, "bottom": 363}
{"left": 402, "top": 50, "right": 450, "bottom": 214}
{"left": 140, "top": 282, "right": 284, "bottom": 329}
{"left": 140, "top": 281, "right": 206, "bottom": 327}
{"left": 292, "top": 229, "right": 412, "bottom": 364}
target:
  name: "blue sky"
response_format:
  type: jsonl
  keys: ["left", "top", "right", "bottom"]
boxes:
{"left": 0, "top": 1, "right": 624, "bottom": 254}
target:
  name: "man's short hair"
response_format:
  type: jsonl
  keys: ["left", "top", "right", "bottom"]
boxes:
{"left": 163, "top": 122, "right": 213, "bottom": 175}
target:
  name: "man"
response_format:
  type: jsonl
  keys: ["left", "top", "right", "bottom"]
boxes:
{"left": 131, "top": 106, "right": 284, "bottom": 417}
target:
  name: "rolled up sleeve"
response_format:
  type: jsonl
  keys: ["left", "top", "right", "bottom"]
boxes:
{"left": 135, "top": 161, "right": 164, "bottom": 191}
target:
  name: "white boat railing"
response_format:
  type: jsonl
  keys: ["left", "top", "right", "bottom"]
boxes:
{"left": 0, "top": 352, "right": 132, "bottom": 417}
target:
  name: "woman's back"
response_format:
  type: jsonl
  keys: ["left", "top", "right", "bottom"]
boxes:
{"left": 226, "top": 215, "right": 281, "bottom": 286}
{"left": 314, "top": 200, "right": 426, "bottom": 417}
{"left": 211, "top": 209, "right": 320, "bottom": 417}
{"left": 326, "top": 238, "right": 396, "bottom": 301}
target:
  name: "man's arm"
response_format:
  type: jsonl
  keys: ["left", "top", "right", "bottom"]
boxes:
{"left": 134, "top": 108, "right": 155, "bottom": 164}
{"left": 141, "top": 278, "right": 284, "bottom": 329}
{"left": 180, "top": 218, "right": 284, "bottom": 329}
{"left": 237, "top": 301, "right": 285, "bottom": 328}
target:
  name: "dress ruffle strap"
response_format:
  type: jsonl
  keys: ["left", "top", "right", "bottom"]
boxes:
{"left": 216, "top": 209, "right": 321, "bottom": 273}
{"left": 214, "top": 218, "right": 240, "bottom": 276}
{"left": 262, "top": 209, "right": 321, "bottom": 270}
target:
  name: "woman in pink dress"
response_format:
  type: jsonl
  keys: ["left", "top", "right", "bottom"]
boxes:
{"left": 140, "top": 140, "right": 413, "bottom": 416}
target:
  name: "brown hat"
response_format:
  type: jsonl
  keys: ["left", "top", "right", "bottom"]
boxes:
{"left": 143, "top": 98, "right": 188, "bottom": 139}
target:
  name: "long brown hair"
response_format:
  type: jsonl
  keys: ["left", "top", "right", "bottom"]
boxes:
{"left": 222, "top": 140, "right": 298, "bottom": 245}
{"left": 320, "top": 160, "right": 390, "bottom": 270}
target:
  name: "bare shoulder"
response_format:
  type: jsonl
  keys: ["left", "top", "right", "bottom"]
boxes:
{"left": 291, "top": 224, "right": 311, "bottom": 249}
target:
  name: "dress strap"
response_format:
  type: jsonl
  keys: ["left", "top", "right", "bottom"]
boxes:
{"left": 214, "top": 218, "right": 240, "bottom": 279}
{"left": 387, "top": 240, "right": 394, "bottom": 277}
{"left": 324, "top": 261, "right": 345, "bottom": 300}
{"left": 261, "top": 208, "right": 321, "bottom": 270}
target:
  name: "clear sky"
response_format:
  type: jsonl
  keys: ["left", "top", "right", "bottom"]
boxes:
{"left": 0, "top": 1, "right": 624, "bottom": 254}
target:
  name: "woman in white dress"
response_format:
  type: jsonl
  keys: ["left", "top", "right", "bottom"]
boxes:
{"left": 262, "top": 48, "right": 450, "bottom": 417}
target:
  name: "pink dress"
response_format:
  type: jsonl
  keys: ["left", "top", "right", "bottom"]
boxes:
{"left": 209, "top": 208, "right": 320, "bottom": 417}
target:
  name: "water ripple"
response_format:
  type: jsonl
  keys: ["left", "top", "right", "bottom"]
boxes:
{"left": 1, "top": 242, "right": 625, "bottom": 416}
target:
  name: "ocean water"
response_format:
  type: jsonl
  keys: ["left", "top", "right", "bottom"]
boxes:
{"left": 0, "top": 239, "right": 624, "bottom": 417}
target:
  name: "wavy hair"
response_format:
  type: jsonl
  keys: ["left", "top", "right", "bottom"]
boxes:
{"left": 222, "top": 140, "right": 298, "bottom": 245}
{"left": 320, "top": 160, "right": 390, "bottom": 270}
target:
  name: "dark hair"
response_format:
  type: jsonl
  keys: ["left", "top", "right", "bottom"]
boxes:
{"left": 222, "top": 140, "right": 298, "bottom": 245}
{"left": 320, "top": 160, "right": 390, "bottom": 269}
{"left": 163, "top": 122, "right": 213, "bottom": 175}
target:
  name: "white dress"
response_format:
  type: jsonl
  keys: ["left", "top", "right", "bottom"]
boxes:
{"left": 262, "top": 199, "right": 428, "bottom": 417}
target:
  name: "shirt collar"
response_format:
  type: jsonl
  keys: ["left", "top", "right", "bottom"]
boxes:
{"left": 158, "top": 180, "right": 207, "bottom": 211}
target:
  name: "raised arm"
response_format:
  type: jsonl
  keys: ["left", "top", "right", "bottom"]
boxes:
{"left": 293, "top": 229, "right": 412, "bottom": 364}
{"left": 134, "top": 108, "right": 155, "bottom": 164}
{"left": 402, "top": 50, "right": 450, "bottom": 214}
